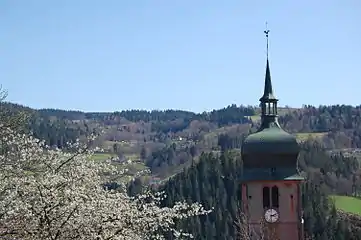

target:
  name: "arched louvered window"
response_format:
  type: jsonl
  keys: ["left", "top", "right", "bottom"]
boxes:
{"left": 263, "top": 187, "right": 270, "bottom": 208}
{"left": 271, "top": 186, "right": 279, "bottom": 208}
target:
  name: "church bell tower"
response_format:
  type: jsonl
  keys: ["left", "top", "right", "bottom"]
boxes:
{"left": 240, "top": 26, "right": 304, "bottom": 240}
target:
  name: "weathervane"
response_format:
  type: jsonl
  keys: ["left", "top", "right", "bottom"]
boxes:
{"left": 264, "top": 22, "right": 270, "bottom": 59}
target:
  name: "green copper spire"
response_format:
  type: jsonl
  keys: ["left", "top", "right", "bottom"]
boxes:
{"left": 260, "top": 59, "right": 277, "bottom": 101}
{"left": 258, "top": 26, "right": 279, "bottom": 129}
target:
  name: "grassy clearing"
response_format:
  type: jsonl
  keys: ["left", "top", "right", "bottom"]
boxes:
{"left": 126, "top": 153, "right": 140, "bottom": 161}
{"left": 249, "top": 115, "right": 261, "bottom": 122}
{"left": 90, "top": 153, "right": 114, "bottom": 161}
{"left": 126, "top": 162, "right": 148, "bottom": 175}
{"left": 295, "top": 132, "right": 327, "bottom": 142}
{"left": 330, "top": 195, "right": 361, "bottom": 215}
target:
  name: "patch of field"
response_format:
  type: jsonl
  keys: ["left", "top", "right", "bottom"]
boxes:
{"left": 295, "top": 132, "right": 327, "bottom": 142}
{"left": 330, "top": 195, "right": 361, "bottom": 215}
{"left": 126, "top": 153, "right": 140, "bottom": 161}
{"left": 249, "top": 115, "right": 261, "bottom": 122}
{"left": 91, "top": 153, "right": 114, "bottom": 161}
{"left": 126, "top": 162, "right": 148, "bottom": 173}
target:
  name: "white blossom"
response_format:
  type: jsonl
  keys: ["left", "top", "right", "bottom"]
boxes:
{"left": 0, "top": 125, "right": 211, "bottom": 240}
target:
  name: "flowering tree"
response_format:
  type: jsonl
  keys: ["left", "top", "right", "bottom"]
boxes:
{"left": 235, "top": 211, "right": 268, "bottom": 240}
{"left": 0, "top": 86, "right": 30, "bottom": 132}
{"left": 0, "top": 125, "right": 210, "bottom": 240}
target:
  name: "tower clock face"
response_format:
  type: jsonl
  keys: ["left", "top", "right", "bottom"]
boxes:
{"left": 264, "top": 208, "right": 279, "bottom": 223}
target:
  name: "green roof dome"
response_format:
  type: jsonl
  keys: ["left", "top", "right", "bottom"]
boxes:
{"left": 241, "top": 57, "right": 300, "bottom": 168}
{"left": 242, "top": 127, "right": 299, "bottom": 155}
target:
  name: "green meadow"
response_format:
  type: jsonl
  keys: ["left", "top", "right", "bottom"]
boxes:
{"left": 330, "top": 195, "right": 361, "bottom": 215}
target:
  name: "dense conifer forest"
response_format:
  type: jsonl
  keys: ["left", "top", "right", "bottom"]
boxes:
{"left": 2, "top": 101, "right": 361, "bottom": 239}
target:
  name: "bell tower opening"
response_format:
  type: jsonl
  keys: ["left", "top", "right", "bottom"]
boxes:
{"left": 271, "top": 186, "right": 279, "bottom": 208}
{"left": 263, "top": 187, "right": 270, "bottom": 208}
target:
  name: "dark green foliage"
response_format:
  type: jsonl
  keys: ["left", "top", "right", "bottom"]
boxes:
{"left": 161, "top": 151, "right": 242, "bottom": 239}
{"left": 218, "top": 133, "right": 244, "bottom": 152}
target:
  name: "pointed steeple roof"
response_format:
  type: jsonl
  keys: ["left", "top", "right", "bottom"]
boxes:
{"left": 259, "top": 59, "right": 277, "bottom": 102}
{"left": 241, "top": 23, "right": 301, "bottom": 175}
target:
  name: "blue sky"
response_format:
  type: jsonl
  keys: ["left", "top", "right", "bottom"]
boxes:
{"left": 1, "top": 0, "right": 360, "bottom": 112}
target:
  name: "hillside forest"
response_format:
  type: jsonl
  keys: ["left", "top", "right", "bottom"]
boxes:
{"left": 3, "top": 101, "right": 361, "bottom": 239}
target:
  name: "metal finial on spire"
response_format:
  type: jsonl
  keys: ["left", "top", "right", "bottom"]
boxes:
{"left": 264, "top": 22, "right": 270, "bottom": 59}
{"left": 260, "top": 21, "right": 277, "bottom": 103}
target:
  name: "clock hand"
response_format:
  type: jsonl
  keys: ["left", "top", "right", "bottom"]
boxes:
{"left": 270, "top": 214, "right": 277, "bottom": 217}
